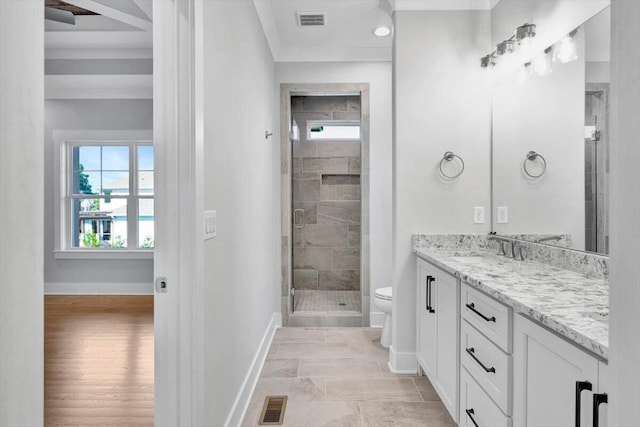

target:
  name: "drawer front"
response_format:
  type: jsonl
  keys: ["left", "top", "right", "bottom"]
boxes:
{"left": 462, "top": 284, "right": 512, "bottom": 352}
{"left": 460, "top": 368, "right": 511, "bottom": 427}
{"left": 462, "top": 320, "right": 512, "bottom": 415}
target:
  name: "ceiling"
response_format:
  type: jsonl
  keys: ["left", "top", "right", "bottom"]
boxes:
{"left": 45, "top": 0, "right": 152, "bottom": 99}
{"left": 254, "top": 0, "right": 501, "bottom": 62}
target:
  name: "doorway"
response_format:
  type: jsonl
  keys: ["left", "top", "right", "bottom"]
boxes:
{"left": 280, "top": 84, "right": 370, "bottom": 327}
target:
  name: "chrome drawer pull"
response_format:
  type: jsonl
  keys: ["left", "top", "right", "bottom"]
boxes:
{"left": 466, "top": 347, "right": 496, "bottom": 373}
{"left": 466, "top": 303, "right": 496, "bottom": 322}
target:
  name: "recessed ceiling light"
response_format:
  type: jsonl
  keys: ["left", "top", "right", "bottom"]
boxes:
{"left": 373, "top": 26, "right": 392, "bottom": 37}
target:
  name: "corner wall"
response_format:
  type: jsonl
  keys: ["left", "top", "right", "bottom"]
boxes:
{"left": 392, "top": 10, "right": 492, "bottom": 370}
{"left": 201, "top": 1, "right": 277, "bottom": 424}
{"left": 609, "top": 0, "right": 640, "bottom": 424}
{"left": 0, "top": 1, "right": 44, "bottom": 424}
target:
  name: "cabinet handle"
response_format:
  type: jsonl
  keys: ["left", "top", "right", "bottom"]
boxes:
{"left": 425, "top": 275, "right": 432, "bottom": 312}
{"left": 592, "top": 393, "right": 607, "bottom": 427}
{"left": 428, "top": 276, "right": 435, "bottom": 313}
{"left": 465, "top": 408, "right": 480, "bottom": 427}
{"left": 575, "top": 380, "right": 593, "bottom": 427}
{"left": 465, "top": 303, "right": 495, "bottom": 322}
{"left": 465, "top": 347, "right": 496, "bottom": 373}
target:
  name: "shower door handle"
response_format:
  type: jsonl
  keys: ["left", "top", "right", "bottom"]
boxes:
{"left": 293, "top": 209, "right": 305, "bottom": 229}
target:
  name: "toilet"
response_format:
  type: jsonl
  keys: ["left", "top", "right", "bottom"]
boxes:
{"left": 373, "top": 286, "right": 393, "bottom": 348}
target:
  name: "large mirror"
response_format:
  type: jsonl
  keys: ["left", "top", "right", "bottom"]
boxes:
{"left": 492, "top": 5, "right": 610, "bottom": 255}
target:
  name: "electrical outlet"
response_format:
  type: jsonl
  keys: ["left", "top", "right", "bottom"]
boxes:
{"left": 473, "top": 207, "right": 485, "bottom": 224}
{"left": 497, "top": 206, "right": 509, "bottom": 224}
{"left": 204, "top": 210, "right": 216, "bottom": 240}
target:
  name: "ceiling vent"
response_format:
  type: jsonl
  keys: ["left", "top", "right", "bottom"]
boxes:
{"left": 296, "top": 12, "right": 326, "bottom": 27}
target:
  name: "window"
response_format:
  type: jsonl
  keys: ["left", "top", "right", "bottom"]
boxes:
{"left": 307, "top": 121, "right": 361, "bottom": 140}
{"left": 64, "top": 142, "right": 154, "bottom": 250}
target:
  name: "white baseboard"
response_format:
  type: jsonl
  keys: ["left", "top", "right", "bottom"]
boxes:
{"left": 388, "top": 345, "right": 418, "bottom": 374}
{"left": 45, "top": 282, "right": 153, "bottom": 295}
{"left": 369, "top": 311, "right": 385, "bottom": 328}
{"left": 225, "top": 313, "right": 280, "bottom": 427}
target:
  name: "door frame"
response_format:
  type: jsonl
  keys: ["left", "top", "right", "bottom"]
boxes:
{"left": 153, "top": 0, "right": 205, "bottom": 424}
{"left": 279, "top": 83, "right": 371, "bottom": 326}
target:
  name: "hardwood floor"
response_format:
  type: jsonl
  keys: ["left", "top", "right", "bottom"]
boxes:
{"left": 45, "top": 296, "right": 154, "bottom": 426}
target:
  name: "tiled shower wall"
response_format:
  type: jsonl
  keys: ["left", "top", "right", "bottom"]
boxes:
{"left": 291, "top": 96, "right": 362, "bottom": 294}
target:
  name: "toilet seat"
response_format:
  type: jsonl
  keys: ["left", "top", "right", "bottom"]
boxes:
{"left": 375, "top": 287, "right": 392, "bottom": 301}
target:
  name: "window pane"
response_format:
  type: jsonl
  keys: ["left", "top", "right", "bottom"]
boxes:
{"left": 78, "top": 146, "right": 101, "bottom": 171}
{"left": 73, "top": 170, "right": 100, "bottom": 195}
{"left": 71, "top": 198, "right": 127, "bottom": 248}
{"left": 138, "top": 171, "right": 154, "bottom": 195}
{"left": 102, "top": 146, "right": 130, "bottom": 171}
{"left": 308, "top": 123, "right": 361, "bottom": 140}
{"left": 102, "top": 171, "right": 129, "bottom": 195}
{"left": 138, "top": 199, "right": 154, "bottom": 248}
{"left": 138, "top": 146, "right": 154, "bottom": 171}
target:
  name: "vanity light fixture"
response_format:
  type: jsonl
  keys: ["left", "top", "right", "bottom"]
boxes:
{"left": 480, "top": 23, "right": 536, "bottom": 68}
{"left": 554, "top": 29, "right": 579, "bottom": 63}
{"left": 496, "top": 39, "right": 515, "bottom": 56}
{"left": 480, "top": 54, "right": 497, "bottom": 68}
{"left": 515, "top": 23, "right": 537, "bottom": 45}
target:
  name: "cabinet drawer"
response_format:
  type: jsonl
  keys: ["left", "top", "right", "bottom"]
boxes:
{"left": 460, "top": 367, "right": 511, "bottom": 427}
{"left": 462, "top": 320, "right": 512, "bottom": 415}
{"left": 462, "top": 284, "right": 512, "bottom": 352}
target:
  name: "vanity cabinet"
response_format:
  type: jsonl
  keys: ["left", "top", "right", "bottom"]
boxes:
{"left": 513, "top": 314, "right": 608, "bottom": 427}
{"left": 416, "top": 258, "right": 460, "bottom": 422}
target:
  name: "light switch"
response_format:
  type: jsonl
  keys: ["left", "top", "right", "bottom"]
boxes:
{"left": 204, "top": 210, "right": 216, "bottom": 240}
{"left": 473, "top": 207, "right": 485, "bottom": 224}
{"left": 497, "top": 206, "right": 508, "bottom": 224}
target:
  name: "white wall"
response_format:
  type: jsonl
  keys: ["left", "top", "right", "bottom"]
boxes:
{"left": 492, "top": 34, "right": 585, "bottom": 249}
{"left": 275, "top": 62, "right": 393, "bottom": 323}
{"left": 201, "top": 0, "right": 276, "bottom": 424}
{"left": 44, "top": 100, "right": 154, "bottom": 289}
{"left": 392, "top": 10, "right": 492, "bottom": 371}
{"left": 609, "top": 0, "right": 640, "bottom": 424}
{"left": 0, "top": 1, "right": 44, "bottom": 424}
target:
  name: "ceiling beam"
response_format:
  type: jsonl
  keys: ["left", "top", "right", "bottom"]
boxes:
{"left": 62, "top": 0, "right": 152, "bottom": 31}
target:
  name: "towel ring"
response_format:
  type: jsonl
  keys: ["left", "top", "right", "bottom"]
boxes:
{"left": 439, "top": 151, "right": 465, "bottom": 179}
{"left": 523, "top": 151, "right": 547, "bottom": 178}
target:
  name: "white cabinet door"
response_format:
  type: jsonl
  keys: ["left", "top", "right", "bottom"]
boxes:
{"left": 513, "top": 315, "right": 599, "bottom": 427}
{"left": 416, "top": 258, "right": 459, "bottom": 423}
{"left": 434, "top": 268, "right": 459, "bottom": 420}
{"left": 416, "top": 259, "right": 437, "bottom": 378}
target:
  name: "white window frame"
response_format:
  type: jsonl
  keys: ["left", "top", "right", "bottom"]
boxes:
{"left": 53, "top": 130, "right": 154, "bottom": 260}
{"left": 306, "top": 120, "right": 361, "bottom": 141}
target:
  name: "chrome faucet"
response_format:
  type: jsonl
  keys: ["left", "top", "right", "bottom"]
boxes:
{"left": 488, "top": 235, "right": 525, "bottom": 260}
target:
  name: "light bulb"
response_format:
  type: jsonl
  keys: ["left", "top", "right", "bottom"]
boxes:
{"left": 532, "top": 48, "right": 553, "bottom": 76}
{"left": 554, "top": 32, "right": 578, "bottom": 63}
{"left": 515, "top": 63, "right": 531, "bottom": 85}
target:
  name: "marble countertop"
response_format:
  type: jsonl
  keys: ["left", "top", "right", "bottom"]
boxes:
{"left": 414, "top": 246, "right": 609, "bottom": 360}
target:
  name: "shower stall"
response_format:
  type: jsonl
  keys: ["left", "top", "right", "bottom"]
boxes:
{"left": 288, "top": 93, "right": 364, "bottom": 326}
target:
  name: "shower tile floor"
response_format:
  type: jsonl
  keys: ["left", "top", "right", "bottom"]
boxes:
{"left": 294, "top": 290, "right": 361, "bottom": 314}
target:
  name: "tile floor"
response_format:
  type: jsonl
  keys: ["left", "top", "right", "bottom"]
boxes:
{"left": 294, "top": 290, "right": 361, "bottom": 314}
{"left": 242, "top": 328, "right": 456, "bottom": 427}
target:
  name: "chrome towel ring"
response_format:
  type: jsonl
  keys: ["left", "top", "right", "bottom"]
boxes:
{"left": 523, "top": 151, "right": 547, "bottom": 178}
{"left": 439, "top": 151, "right": 465, "bottom": 179}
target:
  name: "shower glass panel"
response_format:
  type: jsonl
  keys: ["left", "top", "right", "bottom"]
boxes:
{"left": 290, "top": 95, "right": 362, "bottom": 317}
